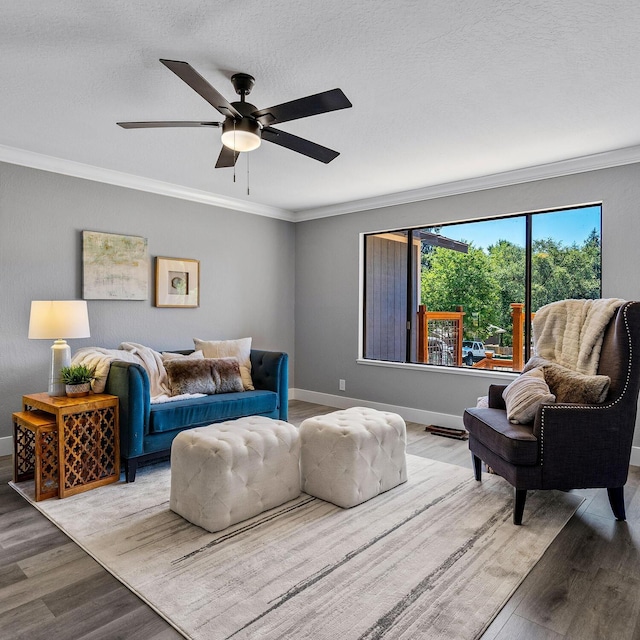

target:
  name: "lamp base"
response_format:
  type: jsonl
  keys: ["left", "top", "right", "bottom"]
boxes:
{"left": 49, "top": 339, "right": 71, "bottom": 396}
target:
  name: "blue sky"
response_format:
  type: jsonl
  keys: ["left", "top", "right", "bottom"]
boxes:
{"left": 432, "top": 205, "right": 601, "bottom": 250}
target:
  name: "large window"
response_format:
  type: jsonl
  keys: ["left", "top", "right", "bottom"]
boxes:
{"left": 363, "top": 205, "right": 602, "bottom": 371}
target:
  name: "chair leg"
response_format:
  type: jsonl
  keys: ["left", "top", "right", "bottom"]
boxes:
{"left": 471, "top": 453, "right": 482, "bottom": 481}
{"left": 514, "top": 488, "right": 527, "bottom": 525}
{"left": 607, "top": 487, "right": 626, "bottom": 521}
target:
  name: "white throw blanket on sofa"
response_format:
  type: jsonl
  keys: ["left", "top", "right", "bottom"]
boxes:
{"left": 532, "top": 298, "right": 625, "bottom": 374}
{"left": 71, "top": 342, "right": 204, "bottom": 403}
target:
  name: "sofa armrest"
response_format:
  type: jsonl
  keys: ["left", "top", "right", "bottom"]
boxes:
{"left": 488, "top": 384, "right": 508, "bottom": 410}
{"left": 104, "top": 361, "right": 151, "bottom": 459}
{"left": 250, "top": 350, "right": 289, "bottom": 421}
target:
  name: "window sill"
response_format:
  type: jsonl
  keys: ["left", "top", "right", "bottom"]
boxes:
{"left": 356, "top": 358, "right": 519, "bottom": 380}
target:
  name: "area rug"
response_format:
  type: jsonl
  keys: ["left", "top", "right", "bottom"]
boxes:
{"left": 11, "top": 455, "right": 582, "bottom": 640}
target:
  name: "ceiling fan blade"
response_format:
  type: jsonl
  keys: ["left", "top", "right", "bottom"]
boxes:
{"left": 215, "top": 145, "right": 239, "bottom": 168}
{"left": 159, "top": 59, "right": 242, "bottom": 119}
{"left": 252, "top": 88, "right": 352, "bottom": 126}
{"left": 262, "top": 127, "right": 339, "bottom": 163}
{"left": 117, "top": 121, "right": 222, "bottom": 129}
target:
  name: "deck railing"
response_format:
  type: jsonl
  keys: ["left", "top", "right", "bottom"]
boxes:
{"left": 417, "top": 305, "right": 465, "bottom": 366}
{"left": 417, "top": 302, "right": 528, "bottom": 371}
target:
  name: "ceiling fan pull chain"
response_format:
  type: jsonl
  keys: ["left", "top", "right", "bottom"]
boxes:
{"left": 233, "top": 120, "right": 237, "bottom": 183}
{"left": 247, "top": 152, "right": 250, "bottom": 196}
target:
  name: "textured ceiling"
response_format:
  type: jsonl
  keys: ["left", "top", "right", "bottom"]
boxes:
{"left": 3, "top": 1, "right": 640, "bottom": 216}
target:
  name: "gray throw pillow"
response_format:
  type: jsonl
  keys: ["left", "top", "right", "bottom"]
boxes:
{"left": 523, "top": 356, "right": 610, "bottom": 403}
{"left": 541, "top": 363, "right": 610, "bottom": 403}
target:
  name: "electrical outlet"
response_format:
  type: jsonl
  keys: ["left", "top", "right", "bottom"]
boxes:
{"left": 339, "top": 379, "right": 346, "bottom": 391}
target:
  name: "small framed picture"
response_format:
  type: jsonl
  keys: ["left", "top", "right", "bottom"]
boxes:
{"left": 155, "top": 257, "right": 199, "bottom": 308}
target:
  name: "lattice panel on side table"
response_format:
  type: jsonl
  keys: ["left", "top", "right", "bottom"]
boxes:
{"left": 13, "top": 410, "right": 59, "bottom": 501}
{"left": 35, "top": 424, "right": 59, "bottom": 500}
{"left": 61, "top": 406, "right": 119, "bottom": 496}
{"left": 14, "top": 422, "right": 36, "bottom": 482}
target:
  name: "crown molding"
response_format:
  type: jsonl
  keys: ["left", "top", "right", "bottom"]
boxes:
{"left": 4, "top": 143, "right": 640, "bottom": 224}
{"left": 294, "top": 144, "right": 640, "bottom": 222}
{"left": 0, "top": 145, "right": 295, "bottom": 222}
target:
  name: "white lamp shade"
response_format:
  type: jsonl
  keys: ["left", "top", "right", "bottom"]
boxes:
{"left": 28, "top": 300, "right": 91, "bottom": 340}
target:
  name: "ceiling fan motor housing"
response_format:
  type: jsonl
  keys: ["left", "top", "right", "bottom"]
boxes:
{"left": 230, "top": 73, "right": 256, "bottom": 96}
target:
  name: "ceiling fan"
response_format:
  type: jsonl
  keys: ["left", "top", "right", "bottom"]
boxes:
{"left": 117, "top": 59, "right": 352, "bottom": 168}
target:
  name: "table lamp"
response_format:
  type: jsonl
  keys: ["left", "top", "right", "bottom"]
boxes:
{"left": 28, "top": 300, "right": 91, "bottom": 396}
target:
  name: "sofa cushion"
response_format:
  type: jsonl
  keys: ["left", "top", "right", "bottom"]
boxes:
{"left": 148, "top": 389, "right": 278, "bottom": 434}
{"left": 463, "top": 407, "right": 538, "bottom": 466}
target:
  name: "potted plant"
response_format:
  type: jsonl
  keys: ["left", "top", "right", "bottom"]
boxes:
{"left": 60, "top": 364, "right": 97, "bottom": 397}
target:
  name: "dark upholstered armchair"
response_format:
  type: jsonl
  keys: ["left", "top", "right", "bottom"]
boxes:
{"left": 464, "top": 301, "right": 640, "bottom": 525}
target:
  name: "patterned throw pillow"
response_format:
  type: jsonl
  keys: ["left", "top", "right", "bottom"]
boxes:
{"left": 502, "top": 367, "right": 556, "bottom": 424}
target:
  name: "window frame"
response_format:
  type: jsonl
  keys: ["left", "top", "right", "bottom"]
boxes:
{"left": 359, "top": 202, "right": 603, "bottom": 371}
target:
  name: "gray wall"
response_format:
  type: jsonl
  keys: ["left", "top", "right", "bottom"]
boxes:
{"left": 4, "top": 160, "right": 640, "bottom": 448}
{"left": 295, "top": 163, "right": 640, "bottom": 445}
{"left": 0, "top": 162, "right": 295, "bottom": 443}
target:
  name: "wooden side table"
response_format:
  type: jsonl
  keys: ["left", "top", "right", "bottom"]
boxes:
{"left": 13, "top": 410, "right": 59, "bottom": 501}
{"left": 22, "top": 392, "right": 120, "bottom": 498}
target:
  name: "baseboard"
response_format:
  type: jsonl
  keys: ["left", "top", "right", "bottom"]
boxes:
{"left": 4, "top": 403, "right": 638, "bottom": 467}
{"left": 289, "top": 388, "right": 465, "bottom": 430}
{"left": 0, "top": 435, "right": 13, "bottom": 457}
{"left": 290, "top": 389, "right": 640, "bottom": 468}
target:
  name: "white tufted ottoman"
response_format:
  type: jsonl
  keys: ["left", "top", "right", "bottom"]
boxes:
{"left": 170, "top": 416, "right": 301, "bottom": 532}
{"left": 299, "top": 407, "right": 407, "bottom": 508}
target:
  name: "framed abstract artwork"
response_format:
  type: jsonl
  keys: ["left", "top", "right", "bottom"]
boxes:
{"left": 155, "top": 257, "right": 199, "bottom": 308}
{"left": 82, "top": 231, "right": 149, "bottom": 300}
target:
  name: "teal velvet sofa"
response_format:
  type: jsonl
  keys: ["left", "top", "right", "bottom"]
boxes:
{"left": 105, "top": 349, "right": 288, "bottom": 482}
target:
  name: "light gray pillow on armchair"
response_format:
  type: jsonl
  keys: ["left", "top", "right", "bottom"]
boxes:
{"left": 502, "top": 367, "right": 556, "bottom": 424}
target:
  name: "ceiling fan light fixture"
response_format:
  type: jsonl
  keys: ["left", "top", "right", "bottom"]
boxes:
{"left": 221, "top": 118, "right": 261, "bottom": 152}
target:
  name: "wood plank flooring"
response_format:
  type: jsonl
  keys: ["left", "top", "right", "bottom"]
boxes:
{"left": 1, "top": 399, "right": 639, "bottom": 639}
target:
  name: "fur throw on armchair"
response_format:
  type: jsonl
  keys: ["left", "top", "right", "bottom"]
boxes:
{"left": 517, "top": 298, "right": 626, "bottom": 406}
{"left": 532, "top": 298, "right": 625, "bottom": 375}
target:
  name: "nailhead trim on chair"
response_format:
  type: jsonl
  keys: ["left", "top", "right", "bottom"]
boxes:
{"left": 539, "top": 302, "right": 636, "bottom": 466}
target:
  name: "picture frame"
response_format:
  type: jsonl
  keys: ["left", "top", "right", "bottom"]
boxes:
{"left": 155, "top": 257, "right": 199, "bottom": 308}
{"left": 82, "top": 230, "right": 149, "bottom": 300}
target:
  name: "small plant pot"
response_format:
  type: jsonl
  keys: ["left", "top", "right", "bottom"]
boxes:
{"left": 65, "top": 382, "right": 91, "bottom": 398}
